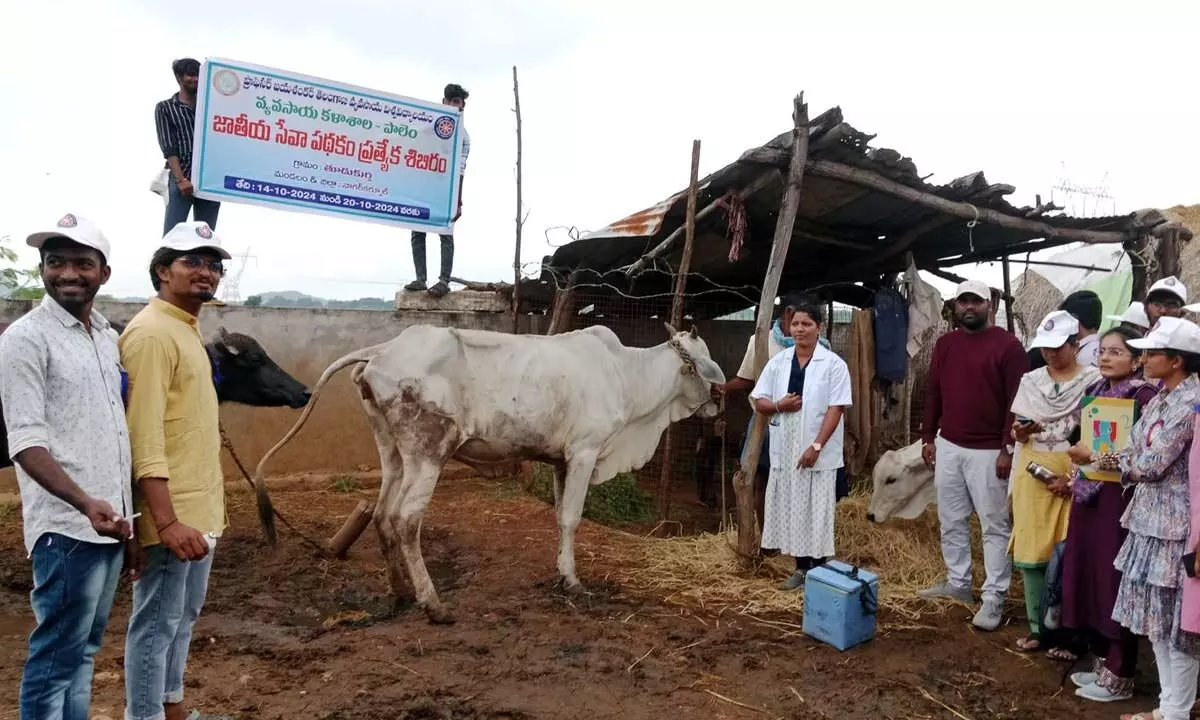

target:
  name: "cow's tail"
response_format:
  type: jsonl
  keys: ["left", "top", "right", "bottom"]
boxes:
{"left": 253, "top": 342, "right": 389, "bottom": 545}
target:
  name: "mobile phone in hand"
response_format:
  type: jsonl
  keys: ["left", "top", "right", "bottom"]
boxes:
{"left": 1184, "top": 552, "right": 1198, "bottom": 579}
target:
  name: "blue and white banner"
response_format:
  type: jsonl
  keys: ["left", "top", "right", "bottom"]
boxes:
{"left": 192, "top": 58, "right": 463, "bottom": 233}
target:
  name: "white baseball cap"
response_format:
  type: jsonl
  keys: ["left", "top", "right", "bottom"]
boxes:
{"left": 1147, "top": 276, "right": 1188, "bottom": 304}
{"left": 954, "top": 279, "right": 990, "bottom": 301}
{"left": 160, "top": 221, "right": 232, "bottom": 260}
{"left": 1107, "top": 301, "right": 1151, "bottom": 330}
{"left": 1129, "top": 316, "right": 1200, "bottom": 354}
{"left": 26, "top": 213, "right": 111, "bottom": 262}
{"left": 1029, "top": 310, "right": 1080, "bottom": 350}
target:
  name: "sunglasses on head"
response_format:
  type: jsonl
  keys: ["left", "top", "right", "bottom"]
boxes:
{"left": 177, "top": 254, "right": 225, "bottom": 275}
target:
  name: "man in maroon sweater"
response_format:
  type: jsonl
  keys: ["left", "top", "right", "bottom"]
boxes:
{"left": 918, "top": 279, "right": 1028, "bottom": 631}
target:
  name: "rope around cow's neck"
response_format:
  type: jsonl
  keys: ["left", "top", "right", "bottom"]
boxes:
{"left": 218, "top": 421, "right": 328, "bottom": 553}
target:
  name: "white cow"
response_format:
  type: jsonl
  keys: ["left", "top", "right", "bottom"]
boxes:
{"left": 865, "top": 439, "right": 936, "bottom": 523}
{"left": 253, "top": 323, "right": 725, "bottom": 623}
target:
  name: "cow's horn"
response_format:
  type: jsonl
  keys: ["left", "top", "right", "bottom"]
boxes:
{"left": 689, "top": 325, "right": 699, "bottom": 338}
{"left": 663, "top": 322, "right": 679, "bottom": 337}
{"left": 216, "top": 327, "right": 240, "bottom": 355}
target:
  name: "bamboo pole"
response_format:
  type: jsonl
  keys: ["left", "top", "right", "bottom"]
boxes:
{"left": 732, "top": 94, "right": 810, "bottom": 561}
{"left": 656, "top": 140, "right": 703, "bottom": 522}
{"left": 1002, "top": 256, "right": 1014, "bottom": 333}
{"left": 329, "top": 500, "right": 375, "bottom": 558}
{"left": 510, "top": 65, "right": 523, "bottom": 334}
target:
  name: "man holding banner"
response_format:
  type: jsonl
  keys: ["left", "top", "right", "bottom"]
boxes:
{"left": 405, "top": 83, "right": 470, "bottom": 298}
{"left": 155, "top": 58, "right": 222, "bottom": 237}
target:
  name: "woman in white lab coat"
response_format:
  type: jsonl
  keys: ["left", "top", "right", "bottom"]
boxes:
{"left": 750, "top": 301, "right": 854, "bottom": 590}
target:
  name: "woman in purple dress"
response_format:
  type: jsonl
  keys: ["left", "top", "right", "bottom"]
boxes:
{"left": 1061, "top": 326, "right": 1159, "bottom": 703}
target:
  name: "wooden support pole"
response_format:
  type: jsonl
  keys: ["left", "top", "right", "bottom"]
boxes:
{"left": 1002, "top": 256, "right": 1014, "bottom": 333}
{"left": 510, "top": 65, "right": 524, "bottom": 334}
{"left": 1127, "top": 236, "right": 1150, "bottom": 301}
{"left": 546, "top": 268, "right": 581, "bottom": 335}
{"left": 732, "top": 94, "right": 810, "bottom": 561}
{"left": 329, "top": 500, "right": 375, "bottom": 559}
{"left": 625, "top": 170, "right": 779, "bottom": 277}
{"left": 1155, "top": 225, "right": 1184, "bottom": 282}
{"left": 657, "top": 139, "right": 703, "bottom": 522}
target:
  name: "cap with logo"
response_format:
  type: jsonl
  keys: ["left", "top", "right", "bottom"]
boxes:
{"left": 1128, "top": 316, "right": 1200, "bottom": 354}
{"left": 1146, "top": 276, "right": 1188, "bottom": 304}
{"left": 160, "top": 221, "right": 232, "bottom": 260}
{"left": 954, "top": 279, "right": 991, "bottom": 301}
{"left": 1028, "top": 310, "right": 1081, "bottom": 350}
{"left": 26, "top": 213, "right": 111, "bottom": 261}
{"left": 1106, "top": 301, "right": 1151, "bottom": 330}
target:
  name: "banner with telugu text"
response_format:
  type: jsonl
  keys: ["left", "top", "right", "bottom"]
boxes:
{"left": 191, "top": 58, "right": 463, "bottom": 233}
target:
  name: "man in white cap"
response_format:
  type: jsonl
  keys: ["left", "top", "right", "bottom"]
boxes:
{"left": 919, "top": 279, "right": 1029, "bottom": 631}
{"left": 1145, "top": 276, "right": 1188, "bottom": 329}
{"left": 1107, "top": 301, "right": 1151, "bottom": 333}
{"left": 0, "top": 214, "right": 135, "bottom": 719}
{"left": 121, "top": 221, "right": 233, "bottom": 720}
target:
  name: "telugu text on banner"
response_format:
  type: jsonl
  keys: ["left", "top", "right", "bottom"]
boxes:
{"left": 191, "top": 58, "right": 463, "bottom": 233}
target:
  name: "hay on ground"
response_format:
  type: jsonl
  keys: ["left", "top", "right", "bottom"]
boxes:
{"left": 612, "top": 495, "right": 1016, "bottom": 625}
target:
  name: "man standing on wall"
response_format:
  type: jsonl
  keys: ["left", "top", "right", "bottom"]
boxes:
{"left": 919, "top": 280, "right": 1028, "bottom": 632}
{"left": 156, "top": 58, "right": 221, "bottom": 237}
{"left": 122, "top": 221, "right": 232, "bottom": 720}
{"left": 2, "top": 214, "right": 135, "bottom": 720}
{"left": 404, "top": 83, "right": 470, "bottom": 298}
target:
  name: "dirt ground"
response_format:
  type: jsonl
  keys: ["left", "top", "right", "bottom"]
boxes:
{"left": 0, "top": 475, "right": 1160, "bottom": 720}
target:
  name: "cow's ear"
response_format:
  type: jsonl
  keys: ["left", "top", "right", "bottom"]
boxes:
{"left": 216, "top": 327, "right": 240, "bottom": 356}
{"left": 663, "top": 322, "right": 679, "bottom": 337}
{"left": 694, "top": 357, "right": 726, "bottom": 385}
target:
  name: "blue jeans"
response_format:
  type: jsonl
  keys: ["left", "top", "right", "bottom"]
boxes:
{"left": 20, "top": 532, "right": 123, "bottom": 720}
{"left": 124, "top": 544, "right": 214, "bottom": 720}
{"left": 164, "top": 180, "right": 221, "bottom": 237}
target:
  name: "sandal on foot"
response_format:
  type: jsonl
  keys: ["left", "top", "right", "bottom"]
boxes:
{"left": 1015, "top": 635, "right": 1043, "bottom": 652}
{"left": 1047, "top": 646, "right": 1078, "bottom": 662}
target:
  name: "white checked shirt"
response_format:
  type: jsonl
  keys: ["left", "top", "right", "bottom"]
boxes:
{"left": 0, "top": 296, "right": 132, "bottom": 555}
{"left": 459, "top": 126, "right": 470, "bottom": 175}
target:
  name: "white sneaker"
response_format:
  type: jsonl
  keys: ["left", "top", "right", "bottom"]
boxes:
{"left": 971, "top": 597, "right": 1003, "bottom": 631}
{"left": 1069, "top": 671, "right": 1098, "bottom": 688}
{"left": 1074, "top": 681, "right": 1132, "bottom": 703}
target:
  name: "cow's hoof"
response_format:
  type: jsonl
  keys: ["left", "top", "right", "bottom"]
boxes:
{"left": 425, "top": 606, "right": 456, "bottom": 625}
{"left": 562, "top": 580, "right": 586, "bottom": 596}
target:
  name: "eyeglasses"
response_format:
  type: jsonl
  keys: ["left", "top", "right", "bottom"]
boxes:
{"left": 177, "top": 255, "right": 225, "bottom": 276}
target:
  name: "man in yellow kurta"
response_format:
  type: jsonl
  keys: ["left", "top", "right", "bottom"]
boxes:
{"left": 121, "top": 221, "right": 232, "bottom": 720}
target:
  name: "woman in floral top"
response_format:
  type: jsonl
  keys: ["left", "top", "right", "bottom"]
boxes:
{"left": 1061, "top": 326, "right": 1159, "bottom": 703}
{"left": 1095, "top": 317, "right": 1200, "bottom": 720}
{"left": 1009, "top": 310, "right": 1100, "bottom": 653}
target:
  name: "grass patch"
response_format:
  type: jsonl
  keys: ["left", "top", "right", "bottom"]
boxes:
{"left": 525, "top": 464, "right": 654, "bottom": 527}
{"left": 0, "top": 502, "right": 16, "bottom": 521}
{"left": 330, "top": 474, "right": 361, "bottom": 493}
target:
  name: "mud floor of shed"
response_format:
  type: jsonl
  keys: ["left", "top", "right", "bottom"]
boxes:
{"left": 0, "top": 476, "right": 1158, "bottom": 719}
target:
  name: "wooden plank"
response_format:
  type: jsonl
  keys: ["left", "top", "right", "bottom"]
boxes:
{"left": 394, "top": 290, "right": 509, "bottom": 313}
{"left": 732, "top": 94, "right": 810, "bottom": 561}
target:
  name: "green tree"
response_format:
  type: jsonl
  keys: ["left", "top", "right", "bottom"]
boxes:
{"left": 244, "top": 295, "right": 263, "bottom": 307}
{"left": 0, "top": 235, "right": 44, "bottom": 300}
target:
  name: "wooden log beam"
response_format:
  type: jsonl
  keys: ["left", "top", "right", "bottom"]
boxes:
{"left": 805, "top": 159, "right": 1134, "bottom": 244}
{"left": 624, "top": 170, "right": 779, "bottom": 277}
{"left": 733, "top": 94, "right": 810, "bottom": 562}
{"left": 329, "top": 500, "right": 375, "bottom": 559}
{"left": 657, "top": 139, "right": 702, "bottom": 523}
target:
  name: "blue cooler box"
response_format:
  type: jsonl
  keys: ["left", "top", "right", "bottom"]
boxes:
{"left": 802, "top": 560, "right": 879, "bottom": 651}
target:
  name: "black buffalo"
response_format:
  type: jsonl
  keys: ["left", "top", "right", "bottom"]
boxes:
{"left": 0, "top": 322, "right": 310, "bottom": 469}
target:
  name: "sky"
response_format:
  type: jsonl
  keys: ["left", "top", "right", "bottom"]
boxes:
{"left": 1, "top": 1, "right": 1197, "bottom": 303}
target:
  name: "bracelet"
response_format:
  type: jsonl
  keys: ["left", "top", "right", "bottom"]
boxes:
{"left": 156, "top": 519, "right": 178, "bottom": 533}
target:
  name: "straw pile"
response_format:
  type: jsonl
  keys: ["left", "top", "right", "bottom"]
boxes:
{"left": 611, "top": 495, "right": 1002, "bottom": 626}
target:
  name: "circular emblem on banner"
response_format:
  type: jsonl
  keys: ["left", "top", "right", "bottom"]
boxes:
{"left": 433, "top": 115, "right": 457, "bottom": 140}
{"left": 213, "top": 69, "right": 240, "bottom": 97}
{"left": 1044, "top": 319, "right": 1054, "bottom": 331}
{"left": 195, "top": 223, "right": 213, "bottom": 239}
{"left": 57, "top": 213, "right": 78, "bottom": 228}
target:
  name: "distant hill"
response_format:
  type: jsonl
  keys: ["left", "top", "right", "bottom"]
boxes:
{"left": 246, "top": 290, "right": 391, "bottom": 311}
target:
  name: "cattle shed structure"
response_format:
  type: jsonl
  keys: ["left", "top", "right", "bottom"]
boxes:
{"left": 525, "top": 104, "right": 1185, "bottom": 321}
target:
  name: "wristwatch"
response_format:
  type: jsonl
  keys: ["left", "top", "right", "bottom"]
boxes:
{"left": 811, "top": 442, "right": 823, "bottom": 452}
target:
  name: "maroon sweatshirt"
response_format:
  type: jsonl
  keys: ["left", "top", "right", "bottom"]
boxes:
{"left": 922, "top": 326, "right": 1029, "bottom": 450}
